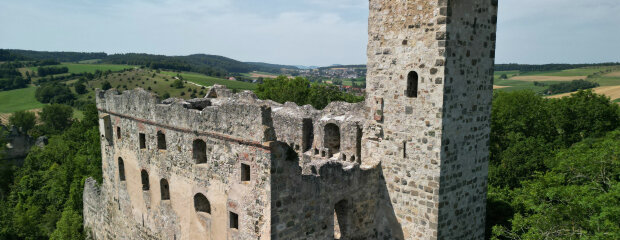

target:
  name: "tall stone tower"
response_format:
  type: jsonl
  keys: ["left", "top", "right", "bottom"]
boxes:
{"left": 363, "top": 0, "right": 497, "bottom": 239}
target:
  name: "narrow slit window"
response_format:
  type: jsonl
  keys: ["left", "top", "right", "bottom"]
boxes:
{"left": 241, "top": 163, "right": 250, "bottom": 182}
{"left": 141, "top": 170, "right": 150, "bottom": 191}
{"left": 335, "top": 200, "right": 349, "bottom": 239}
{"left": 157, "top": 131, "right": 166, "bottom": 150}
{"left": 118, "top": 157, "right": 126, "bottom": 181}
{"left": 406, "top": 71, "right": 419, "bottom": 98}
{"left": 160, "top": 179, "right": 170, "bottom": 200}
{"left": 139, "top": 133, "right": 146, "bottom": 149}
{"left": 229, "top": 212, "right": 239, "bottom": 229}
{"left": 117, "top": 126, "right": 121, "bottom": 139}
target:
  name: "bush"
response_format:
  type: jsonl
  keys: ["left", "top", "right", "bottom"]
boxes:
{"left": 101, "top": 81, "right": 112, "bottom": 90}
{"left": 35, "top": 83, "right": 76, "bottom": 104}
{"left": 74, "top": 83, "right": 87, "bottom": 94}
{"left": 172, "top": 79, "right": 184, "bottom": 88}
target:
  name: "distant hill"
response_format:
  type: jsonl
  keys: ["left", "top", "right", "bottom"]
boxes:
{"left": 2, "top": 50, "right": 298, "bottom": 78}
{"left": 319, "top": 64, "right": 366, "bottom": 70}
{"left": 4, "top": 49, "right": 107, "bottom": 62}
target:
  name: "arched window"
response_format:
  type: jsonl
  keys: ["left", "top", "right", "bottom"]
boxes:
{"left": 118, "top": 157, "right": 126, "bottom": 181}
{"left": 157, "top": 131, "right": 166, "bottom": 150}
{"left": 141, "top": 170, "right": 150, "bottom": 191}
{"left": 193, "top": 139, "right": 207, "bottom": 164}
{"left": 324, "top": 123, "right": 341, "bottom": 156}
{"left": 160, "top": 179, "right": 170, "bottom": 200}
{"left": 194, "top": 193, "right": 211, "bottom": 214}
{"left": 406, "top": 71, "right": 419, "bottom": 98}
{"left": 334, "top": 199, "right": 349, "bottom": 239}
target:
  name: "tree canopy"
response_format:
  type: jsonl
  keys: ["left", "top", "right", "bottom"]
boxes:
{"left": 255, "top": 76, "right": 364, "bottom": 109}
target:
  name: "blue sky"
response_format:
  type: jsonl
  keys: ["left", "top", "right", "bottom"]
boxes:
{"left": 1, "top": 0, "right": 619, "bottom": 66}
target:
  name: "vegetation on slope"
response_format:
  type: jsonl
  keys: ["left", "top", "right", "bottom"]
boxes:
{"left": 0, "top": 104, "right": 101, "bottom": 240}
{"left": 487, "top": 90, "right": 620, "bottom": 239}
{"left": 255, "top": 75, "right": 364, "bottom": 109}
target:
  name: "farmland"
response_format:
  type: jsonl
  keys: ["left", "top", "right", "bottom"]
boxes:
{"left": 493, "top": 65, "right": 620, "bottom": 101}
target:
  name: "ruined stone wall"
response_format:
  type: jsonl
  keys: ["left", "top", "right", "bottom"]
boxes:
{"left": 269, "top": 142, "right": 384, "bottom": 240}
{"left": 85, "top": 89, "right": 275, "bottom": 240}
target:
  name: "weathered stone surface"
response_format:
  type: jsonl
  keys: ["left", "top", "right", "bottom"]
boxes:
{"left": 84, "top": 1, "right": 497, "bottom": 239}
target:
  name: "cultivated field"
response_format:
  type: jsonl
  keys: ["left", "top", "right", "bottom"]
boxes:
{"left": 510, "top": 75, "right": 586, "bottom": 82}
{"left": 548, "top": 85, "right": 620, "bottom": 100}
{"left": 494, "top": 66, "right": 620, "bottom": 101}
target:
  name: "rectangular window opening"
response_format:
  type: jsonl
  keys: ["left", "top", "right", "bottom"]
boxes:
{"left": 241, "top": 163, "right": 250, "bottom": 182}
{"left": 139, "top": 133, "right": 146, "bottom": 149}
{"left": 229, "top": 212, "right": 239, "bottom": 229}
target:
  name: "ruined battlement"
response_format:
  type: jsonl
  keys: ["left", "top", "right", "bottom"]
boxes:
{"left": 85, "top": 1, "right": 498, "bottom": 239}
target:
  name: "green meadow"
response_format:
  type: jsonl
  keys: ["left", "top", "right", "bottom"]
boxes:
{"left": 0, "top": 86, "right": 45, "bottom": 113}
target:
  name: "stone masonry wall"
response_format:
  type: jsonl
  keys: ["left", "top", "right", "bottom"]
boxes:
{"left": 437, "top": 0, "right": 497, "bottom": 239}
{"left": 85, "top": 89, "right": 275, "bottom": 240}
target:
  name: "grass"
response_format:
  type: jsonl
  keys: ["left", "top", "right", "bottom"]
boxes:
{"left": 161, "top": 71, "right": 256, "bottom": 90}
{"left": 613, "top": 98, "right": 620, "bottom": 103}
{"left": 80, "top": 69, "right": 209, "bottom": 101}
{"left": 0, "top": 86, "right": 45, "bottom": 113}
{"left": 26, "top": 63, "right": 135, "bottom": 75}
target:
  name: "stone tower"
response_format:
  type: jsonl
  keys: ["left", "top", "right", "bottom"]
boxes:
{"left": 363, "top": 0, "right": 497, "bottom": 239}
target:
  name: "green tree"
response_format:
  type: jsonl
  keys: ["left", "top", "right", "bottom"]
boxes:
{"left": 8, "top": 111, "right": 36, "bottom": 133}
{"left": 492, "top": 130, "right": 620, "bottom": 239}
{"left": 101, "top": 81, "right": 112, "bottom": 90}
{"left": 550, "top": 90, "right": 620, "bottom": 146}
{"left": 171, "top": 79, "right": 184, "bottom": 88}
{"left": 40, "top": 104, "right": 73, "bottom": 133}
{"left": 50, "top": 208, "right": 84, "bottom": 240}
{"left": 500, "top": 74, "right": 508, "bottom": 79}
{"left": 74, "top": 83, "right": 87, "bottom": 94}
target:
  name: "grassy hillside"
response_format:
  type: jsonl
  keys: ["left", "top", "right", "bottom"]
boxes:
{"left": 0, "top": 86, "right": 44, "bottom": 113}
{"left": 161, "top": 71, "right": 256, "bottom": 90}
{"left": 80, "top": 69, "right": 208, "bottom": 101}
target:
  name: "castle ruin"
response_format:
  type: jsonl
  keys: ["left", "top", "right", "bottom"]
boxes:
{"left": 83, "top": 0, "right": 498, "bottom": 239}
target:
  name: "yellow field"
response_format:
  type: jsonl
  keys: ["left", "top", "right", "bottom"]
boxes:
{"left": 510, "top": 75, "right": 587, "bottom": 82}
{"left": 548, "top": 86, "right": 620, "bottom": 100}
{"left": 604, "top": 71, "right": 620, "bottom": 77}
{"left": 0, "top": 108, "right": 41, "bottom": 125}
{"left": 493, "top": 85, "right": 509, "bottom": 89}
